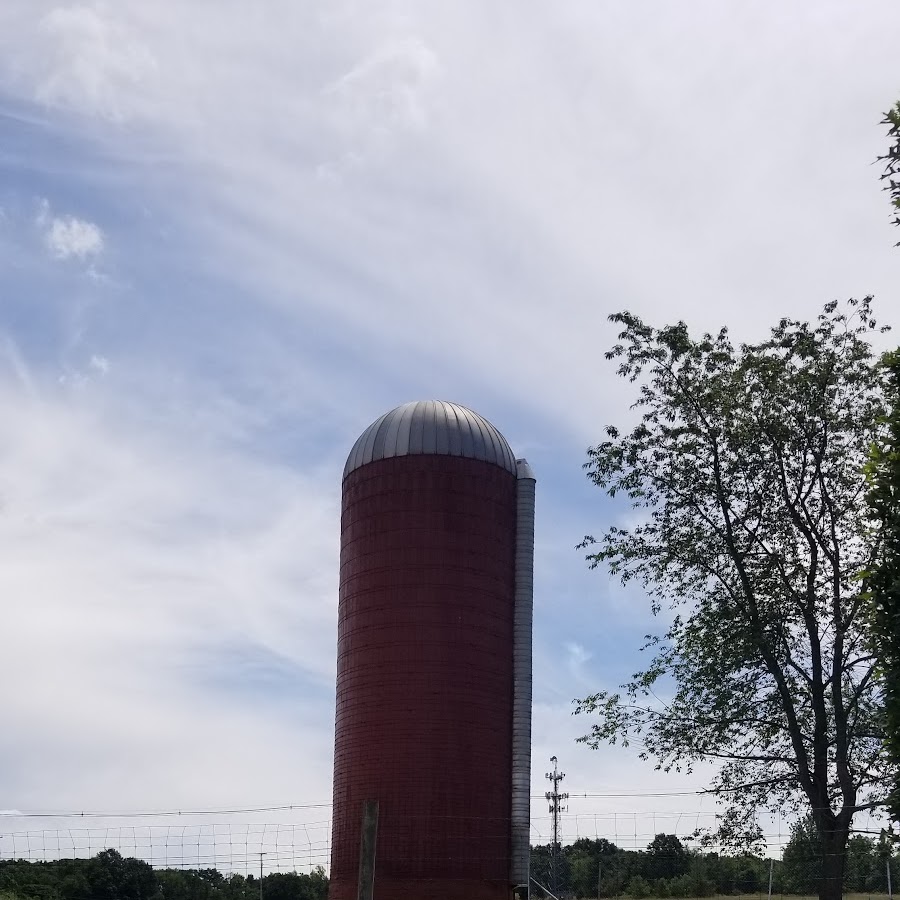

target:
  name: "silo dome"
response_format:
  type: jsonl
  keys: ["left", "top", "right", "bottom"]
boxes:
{"left": 343, "top": 400, "right": 517, "bottom": 478}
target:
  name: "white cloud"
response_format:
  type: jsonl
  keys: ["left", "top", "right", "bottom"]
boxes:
{"left": 1, "top": 335, "right": 38, "bottom": 393}
{"left": 326, "top": 36, "right": 440, "bottom": 145}
{"left": 58, "top": 354, "right": 110, "bottom": 387}
{"left": 566, "top": 641, "right": 591, "bottom": 673}
{"left": 44, "top": 213, "right": 104, "bottom": 260}
{"left": 33, "top": 4, "right": 158, "bottom": 121}
{"left": 0, "top": 372, "right": 339, "bottom": 811}
{"left": 15, "top": 0, "right": 885, "bottom": 444}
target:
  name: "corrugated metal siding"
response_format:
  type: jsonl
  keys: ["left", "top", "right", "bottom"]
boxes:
{"left": 510, "top": 462, "right": 536, "bottom": 889}
{"left": 330, "top": 454, "right": 517, "bottom": 900}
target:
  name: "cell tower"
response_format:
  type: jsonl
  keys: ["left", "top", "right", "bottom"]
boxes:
{"left": 545, "top": 755, "right": 568, "bottom": 896}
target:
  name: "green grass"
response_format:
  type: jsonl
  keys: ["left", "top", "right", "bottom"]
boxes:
{"left": 583, "top": 895, "right": 894, "bottom": 900}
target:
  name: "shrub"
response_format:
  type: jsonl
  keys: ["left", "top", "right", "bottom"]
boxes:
{"left": 625, "top": 875, "right": 651, "bottom": 898}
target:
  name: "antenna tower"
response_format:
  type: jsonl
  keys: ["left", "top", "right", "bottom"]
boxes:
{"left": 545, "top": 755, "right": 568, "bottom": 896}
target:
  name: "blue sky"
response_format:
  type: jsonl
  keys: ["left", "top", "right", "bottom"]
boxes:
{"left": 1, "top": 0, "right": 898, "bottom": 867}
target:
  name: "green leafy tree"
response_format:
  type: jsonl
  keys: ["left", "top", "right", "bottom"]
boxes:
{"left": 58, "top": 868, "right": 91, "bottom": 900}
{"left": 575, "top": 300, "right": 895, "bottom": 900}
{"left": 844, "top": 834, "right": 878, "bottom": 892}
{"left": 866, "top": 348, "right": 900, "bottom": 823}
{"left": 569, "top": 850, "right": 597, "bottom": 899}
{"left": 0, "top": 855, "right": 328, "bottom": 900}
{"left": 155, "top": 869, "right": 218, "bottom": 900}
{"left": 219, "top": 873, "right": 252, "bottom": 900}
{"left": 624, "top": 874, "right": 651, "bottom": 898}
{"left": 85, "top": 850, "right": 156, "bottom": 900}
{"left": 567, "top": 838, "right": 619, "bottom": 898}
{"left": 867, "top": 833, "right": 899, "bottom": 894}
{"left": 781, "top": 816, "right": 821, "bottom": 894}
{"left": 869, "top": 113, "right": 900, "bottom": 820}
{"left": 734, "top": 860, "right": 761, "bottom": 895}
{"left": 695, "top": 850, "right": 767, "bottom": 895}
{"left": 260, "top": 871, "right": 328, "bottom": 900}
{"left": 698, "top": 853, "right": 736, "bottom": 895}
{"left": 643, "top": 834, "right": 689, "bottom": 881}
{"left": 880, "top": 102, "right": 900, "bottom": 240}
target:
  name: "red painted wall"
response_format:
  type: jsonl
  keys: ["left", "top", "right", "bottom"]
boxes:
{"left": 329, "top": 454, "right": 517, "bottom": 900}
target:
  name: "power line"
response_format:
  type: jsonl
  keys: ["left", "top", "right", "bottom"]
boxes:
{"left": 557, "top": 790, "right": 710, "bottom": 799}
{"left": 1, "top": 787, "right": 742, "bottom": 819}
{"left": 0, "top": 804, "right": 333, "bottom": 819}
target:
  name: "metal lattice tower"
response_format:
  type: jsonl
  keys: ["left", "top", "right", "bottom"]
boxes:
{"left": 545, "top": 755, "right": 568, "bottom": 896}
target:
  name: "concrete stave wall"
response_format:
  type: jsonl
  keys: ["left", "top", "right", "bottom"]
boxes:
{"left": 330, "top": 455, "right": 517, "bottom": 900}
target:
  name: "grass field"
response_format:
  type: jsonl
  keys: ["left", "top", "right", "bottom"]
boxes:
{"left": 572, "top": 895, "right": 895, "bottom": 900}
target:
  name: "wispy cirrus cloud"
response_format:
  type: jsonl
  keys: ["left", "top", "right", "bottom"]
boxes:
{"left": 0, "top": 366, "right": 338, "bottom": 809}
{"left": 33, "top": 4, "right": 158, "bottom": 121}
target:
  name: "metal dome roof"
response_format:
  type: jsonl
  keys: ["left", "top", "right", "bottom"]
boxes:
{"left": 344, "top": 401, "right": 517, "bottom": 478}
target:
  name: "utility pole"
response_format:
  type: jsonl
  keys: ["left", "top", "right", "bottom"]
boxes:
{"left": 258, "top": 852, "right": 266, "bottom": 900}
{"left": 545, "top": 756, "right": 568, "bottom": 897}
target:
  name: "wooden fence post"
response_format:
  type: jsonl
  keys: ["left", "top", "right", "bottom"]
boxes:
{"left": 357, "top": 800, "right": 379, "bottom": 900}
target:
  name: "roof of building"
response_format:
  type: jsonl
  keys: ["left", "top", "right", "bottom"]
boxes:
{"left": 344, "top": 400, "right": 518, "bottom": 478}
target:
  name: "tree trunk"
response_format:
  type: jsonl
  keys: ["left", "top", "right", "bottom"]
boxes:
{"left": 819, "top": 824, "right": 849, "bottom": 900}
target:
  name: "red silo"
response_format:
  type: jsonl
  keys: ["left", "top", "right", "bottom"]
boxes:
{"left": 330, "top": 401, "right": 535, "bottom": 900}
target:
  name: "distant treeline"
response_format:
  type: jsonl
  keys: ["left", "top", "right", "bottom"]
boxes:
{"left": 531, "top": 830, "right": 896, "bottom": 898}
{"left": 0, "top": 851, "right": 327, "bottom": 900}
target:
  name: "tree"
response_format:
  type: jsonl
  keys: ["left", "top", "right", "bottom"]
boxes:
{"left": 844, "top": 834, "right": 878, "bottom": 892}
{"left": 643, "top": 834, "right": 689, "bottom": 881}
{"left": 574, "top": 299, "right": 895, "bottom": 900}
{"left": 781, "top": 816, "right": 821, "bottom": 894}
{"left": 261, "top": 871, "right": 328, "bottom": 900}
{"left": 880, "top": 102, "right": 900, "bottom": 241}
{"left": 733, "top": 860, "right": 761, "bottom": 895}
{"left": 624, "top": 875, "right": 651, "bottom": 898}
{"left": 85, "top": 849, "right": 156, "bottom": 900}
{"left": 567, "top": 838, "right": 619, "bottom": 898}
{"left": 156, "top": 869, "right": 216, "bottom": 900}
{"left": 569, "top": 849, "right": 598, "bottom": 899}
{"left": 866, "top": 347, "right": 900, "bottom": 823}
{"left": 0, "top": 857, "right": 328, "bottom": 900}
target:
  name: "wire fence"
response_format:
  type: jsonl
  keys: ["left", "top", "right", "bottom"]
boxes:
{"left": 0, "top": 808, "right": 894, "bottom": 899}
{"left": 0, "top": 823, "right": 330, "bottom": 875}
{"left": 0, "top": 813, "right": 790, "bottom": 870}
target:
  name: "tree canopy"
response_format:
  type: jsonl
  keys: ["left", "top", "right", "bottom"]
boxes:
{"left": 0, "top": 852, "right": 327, "bottom": 900}
{"left": 575, "top": 299, "right": 895, "bottom": 900}
{"left": 881, "top": 101, "right": 900, "bottom": 240}
{"left": 866, "top": 348, "right": 900, "bottom": 823}
{"left": 872, "top": 100, "right": 900, "bottom": 826}
{"left": 644, "top": 834, "right": 689, "bottom": 881}
{"left": 528, "top": 832, "right": 895, "bottom": 897}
